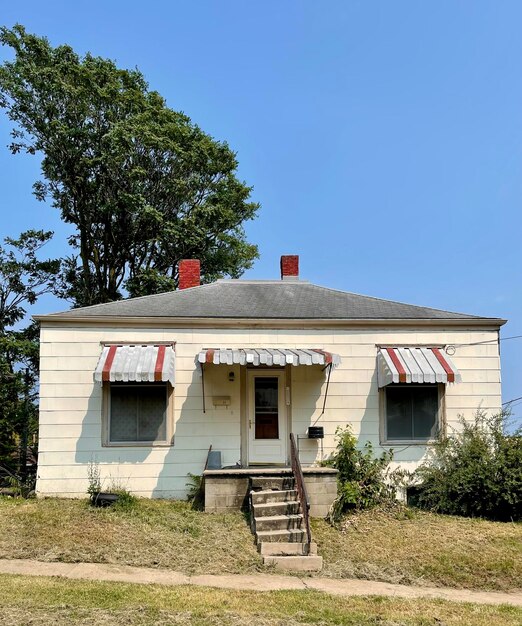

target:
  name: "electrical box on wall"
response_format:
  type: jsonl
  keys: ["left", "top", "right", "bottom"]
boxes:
{"left": 308, "top": 426, "right": 324, "bottom": 439}
{"left": 212, "top": 396, "right": 231, "bottom": 407}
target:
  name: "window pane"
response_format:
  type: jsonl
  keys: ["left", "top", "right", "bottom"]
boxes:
{"left": 110, "top": 387, "right": 138, "bottom": 441}
{"left": 412, "top": 387, "right": 438, "bottom": 439}
{"left": 386, "top": 385, "right": 438, "bottom": 441}
{"left": 255, "top": 377, "right": 279, "bottom": 411}
{"left": 386, "top": 386, "right": 412, "bottom": 440}
{"left": 255, "top": 377, "right": 279, "bottom": 439}
{"left": 138, "top": 386, "right": 167, "bottom": 441}
{"left": 110, "top": 385, "right": 167, "bottom": 443}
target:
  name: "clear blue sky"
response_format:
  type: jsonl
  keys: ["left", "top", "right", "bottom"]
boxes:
{"left": 1, "top": 1, "right": 521, "bottom": 423}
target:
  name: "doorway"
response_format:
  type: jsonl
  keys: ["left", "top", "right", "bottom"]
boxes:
{"left": 246, "top": 370, "right": 287, "bottom": 464}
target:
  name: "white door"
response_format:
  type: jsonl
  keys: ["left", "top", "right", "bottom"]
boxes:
{"left": 247, "top": 370, "right": 287, "bottom": 464}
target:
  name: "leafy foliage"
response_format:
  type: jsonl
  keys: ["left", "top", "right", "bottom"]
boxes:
{"left": 323, "top": 426, "right": 398, "bottom": 522}
{"left": 0, "top": 231, "right": 58, "bottom": 480}
{"left": 186, "top": 473, "right": 205, "bottom": 511}
{"left": 0, "top": 24, "right": 259, "bottom": 307}
{"left": 413, "top": 411, "right": 522, "bottom": 521}
{"left": 110, "top": 489, "right": 138, "bottom": 512}
{"left": 86, "top": 460, "right": 102, "bottom": 497}
{"left": 0, "top": 229, "right": 59, "bottom": 329}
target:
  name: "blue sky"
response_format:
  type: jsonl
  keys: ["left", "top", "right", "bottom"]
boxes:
{"left": 0, "top": 1, "right": 521, "bottom": 422}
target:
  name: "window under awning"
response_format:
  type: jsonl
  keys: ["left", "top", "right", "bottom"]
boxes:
{"left": 377, "top": 346, "right": 461, "bottom": 388}
{"left": 94, "top": 344, "right": 176, "bottom": 386}
{"left": 197, "top": 348, "right": 341, "bottom": 368}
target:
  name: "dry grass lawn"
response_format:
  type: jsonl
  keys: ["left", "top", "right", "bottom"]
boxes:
{"left": 1, "top": 497, "right": 521, "bottom": 591}
{"left": 314, "top": 508, "right": 522, "bottom": 591}
{"left": 0, "top": 497, "right": 261, "bottom": 574}
{"left": 1, "top": 574, "right": 521, "bottom": 626}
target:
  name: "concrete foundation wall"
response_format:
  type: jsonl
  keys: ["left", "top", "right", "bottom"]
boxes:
{"left": 204, "top": 468, "right": 338, "bottom": 518}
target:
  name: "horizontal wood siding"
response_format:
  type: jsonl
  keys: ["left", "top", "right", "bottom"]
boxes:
{"left": 36, "top": 324, "right": 501, "bottom": 498}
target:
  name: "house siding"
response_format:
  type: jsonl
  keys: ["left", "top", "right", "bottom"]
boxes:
{"left": 36, "top": 324, "right": 501, "bottom": 498}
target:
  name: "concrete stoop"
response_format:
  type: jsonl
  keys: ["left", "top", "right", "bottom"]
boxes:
{"left": 263, "top": 555, "right": 323, "bottom": 571}
{"left": 250, "top": 476, "right": 323, "bottom": 572}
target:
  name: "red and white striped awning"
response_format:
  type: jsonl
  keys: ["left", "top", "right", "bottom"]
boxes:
{"left": 377, "top": 347, "right": 461, "bottom": 387}
{"left": 94, "top": 344, "right": 176, "bottom": 385}
{"left": 197, "top": 348, "right": 341, "bottom": 368}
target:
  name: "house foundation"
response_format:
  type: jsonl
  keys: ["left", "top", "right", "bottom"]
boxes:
{"left": 203, "top": 467, "right": 338, "bottom": 518}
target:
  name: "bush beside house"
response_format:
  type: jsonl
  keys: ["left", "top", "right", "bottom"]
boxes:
{"left": 412, "top": 411, "right": 522, "bottom": 521}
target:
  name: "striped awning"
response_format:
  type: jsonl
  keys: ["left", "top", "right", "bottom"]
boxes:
{"left": 197, "top": 348, "right": 341, "bottom": 368}
{"left": 94, "top": 344, "right": 176, "bottom": 385}
{"left": 377, "top": 347, "right": 461, "bottom": 387}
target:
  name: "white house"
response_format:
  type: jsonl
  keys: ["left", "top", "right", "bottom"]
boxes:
{"left": 35, "top": 255, "right": 505, "bottom": 516}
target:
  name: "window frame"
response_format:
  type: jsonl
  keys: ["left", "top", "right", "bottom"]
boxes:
{"left": 102, "top": 382, "right": 174, "bottom": 447}
{"left": 379, "top": 383, "right": 445, "bottom": 446}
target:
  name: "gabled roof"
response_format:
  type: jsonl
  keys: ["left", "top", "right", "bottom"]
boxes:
{"left": 37, "top": 279, "right": 504, "bottom": 323}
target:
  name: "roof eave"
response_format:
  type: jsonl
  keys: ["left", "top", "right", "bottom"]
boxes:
{"left": 33, "top": 314, "right": 507, "bottom": 329}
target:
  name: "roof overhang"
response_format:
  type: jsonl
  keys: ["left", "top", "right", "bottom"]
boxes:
{"left": 33, "top": 315, "right": 508, "bottom": 329}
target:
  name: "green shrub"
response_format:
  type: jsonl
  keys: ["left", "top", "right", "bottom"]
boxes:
{"left": 413, "top": 411, "right": 522, "bottom": 521}
{"left": 323, "top": 426, "right": 398, "bottom": 522}
{"left": 186, "top": 473, "right": 204, "bottom": 511}
{"left": 111, "top": 489, "right": 138, "bottom": 512}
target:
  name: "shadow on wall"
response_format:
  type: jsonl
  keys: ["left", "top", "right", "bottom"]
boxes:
{"left": 153, "top": 361, "right": 247, "bottom": 497}
{"left": 74, "top": 388, "right": 153, "bottom": 496}
{"left": 358, "top": 370, "right": 427, "bottom": 469}
{"left": 73, "top": 366, "right": 216, "bottom": 499}
{"left": 290, "top": 364, "right": 328, "bottom": 466}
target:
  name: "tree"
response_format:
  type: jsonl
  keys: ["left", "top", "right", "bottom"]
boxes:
{"left": 0, "top": 230, "right": 59, "bottom": 479}
{"left": 0, "top": 229, "right": 59, "bottom": 329}
{"left": 0, "top": 24, "right": 259, "bottom": 307}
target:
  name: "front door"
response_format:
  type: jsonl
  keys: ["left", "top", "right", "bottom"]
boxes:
{"left": 247, "top": 370, "right": 287, "bottom": 464}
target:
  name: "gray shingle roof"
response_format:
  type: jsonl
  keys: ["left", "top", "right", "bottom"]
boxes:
{"left": 42, "top": 280, "right": 498, "bottom": 321}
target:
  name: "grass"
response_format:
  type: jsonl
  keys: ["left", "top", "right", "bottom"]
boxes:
{"left": 0, "top": 497, "right": 521, "bottom": 591}
{"left": 1, "top": 574, "right": 521, "bottom": 626}
{"left": 314, "top": 507, "right": 522, "bottom": 591}
{"left": 0, "top": 497, "right": 261, "bottom": 575}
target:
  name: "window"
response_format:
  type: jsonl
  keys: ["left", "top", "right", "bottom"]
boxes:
{"left": 254, "top": 377, "right": 279, "bottom": 439}
{"left": 107, "top": 384, "right": 169, "bottom": 445}
{"left": 383, "top": 384, "right": 440, "bottom": 443}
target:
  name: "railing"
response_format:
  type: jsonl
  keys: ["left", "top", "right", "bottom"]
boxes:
{"left": 289, "top": 433, "right": 312, "bottom": 554}
{"left": 204, "top": 445, "right": 213, "bottom": 471}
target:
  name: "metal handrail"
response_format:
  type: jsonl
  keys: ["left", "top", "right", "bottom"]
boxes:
{"left": 289, "top": 433, "right": 311, "bottom": 554}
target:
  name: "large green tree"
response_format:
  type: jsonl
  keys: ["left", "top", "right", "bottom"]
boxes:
{"left": 0, "top": 24, "right": 259, "bottom": 307}
{"left": 0, "top": 230, "right": 59, "bottom": 480}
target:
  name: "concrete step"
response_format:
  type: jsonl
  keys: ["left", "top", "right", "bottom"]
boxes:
{"left": 258, "top": 542, "right": 318, "bottom": 556}
{"left": 250, "top": 477, "right": 295, "bottom": 491}
{"left": 251, "top": 489, "right": 298, "bottom": 505}
{"left": 252, "top": 501, "right": 300, "bottom": 517}
{"left": 263, "top": 555, "right": 323, "bottom": 571}
{"left": 255, "top": 514, "right": 303, "bottom": 532}
{"left": 256, "top": 528, "right": 306, "bottom": 543}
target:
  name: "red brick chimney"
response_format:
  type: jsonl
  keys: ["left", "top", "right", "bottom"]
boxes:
{"left": 280, "top": 255, "right": 299, "bottom": 280}
{"left": 178, "top": 259, "right": 201, "bottom": 289}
